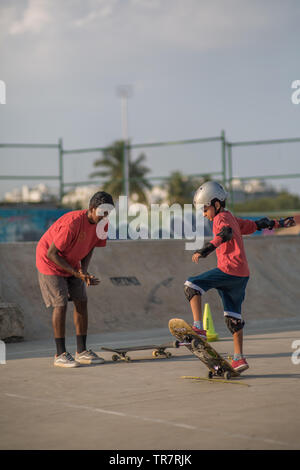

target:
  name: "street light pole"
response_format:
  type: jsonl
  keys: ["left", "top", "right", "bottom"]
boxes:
{"left": 117, "top": 85, "right": 133, "bottom": 198}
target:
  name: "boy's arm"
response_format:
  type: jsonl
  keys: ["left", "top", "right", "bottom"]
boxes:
{"left": 254, "top": 216, "right": 295, "bottom": 230}
{"left": 236, "top": 217, "right": 257, "bottom": 235}
{"left": 193, "top": 225, "right": 233, "bottom": 259}
{"left": 237, "top": 216, "right": 295, "bottom": 234}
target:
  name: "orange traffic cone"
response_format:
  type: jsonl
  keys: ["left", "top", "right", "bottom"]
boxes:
{"left": 203, "top": 303, "right": 219, "bottom": 342}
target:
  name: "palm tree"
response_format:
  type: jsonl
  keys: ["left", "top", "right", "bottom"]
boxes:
{"left": 90, "top": 140, "right": 152, "bottom": 203}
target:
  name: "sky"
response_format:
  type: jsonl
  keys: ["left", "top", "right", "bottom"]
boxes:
{"left": 0, "top": 0, "right": 300, "bottom": 199}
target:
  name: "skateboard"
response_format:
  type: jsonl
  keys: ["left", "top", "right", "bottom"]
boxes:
{"left": 101, "top": 342, "right": 176, "bottom": 362}
{"left": 168, "top": 318, "right": 240, "bottom": 380}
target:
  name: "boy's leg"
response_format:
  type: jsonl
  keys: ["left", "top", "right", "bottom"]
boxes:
{"left": 233, "top": 328, "right": 243, "bottom": 356}
{"left": 184, "top": 269, "right": 223, "bottom": 337}
{"left": 184, "top": 284, "right": 206, "bottom": 338}
{"left": 219, "top": 275, "right": 249, "bottom": 371}
{"left": 190, "top": 294, "right": 202, "bottom": 324}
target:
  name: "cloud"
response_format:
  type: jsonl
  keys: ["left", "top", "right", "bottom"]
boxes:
{"left": 2, "top": 0, "right": 293, "bottom": 49}
{"left": 8, "top": 0, "right": 52, "bottom": 35}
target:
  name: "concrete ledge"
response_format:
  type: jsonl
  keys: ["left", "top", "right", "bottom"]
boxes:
{"left": 0, "top": 302, "right": 24, "bottom": 342}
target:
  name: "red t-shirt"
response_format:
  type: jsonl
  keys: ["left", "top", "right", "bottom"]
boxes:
{"left": 36, "top": 210, "right": 108, "bottom": 276}
{"left": 210, "top": 210, "right": 257, "bottom": 277}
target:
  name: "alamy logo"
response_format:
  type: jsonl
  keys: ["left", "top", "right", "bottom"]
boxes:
{"left": 95, "top": 197, "right": 205, "bottom": 250}
{"left": 0, "top": 340, "right": 6, "bottom": 364}
{"left": 0, "top": 80, "right": 6, "bottom": 104}
{"left": 291, "top": 80, "right": 300, "bottom": 105}
{"left": 291, "top": 340, "right": 300, "bottom": 365}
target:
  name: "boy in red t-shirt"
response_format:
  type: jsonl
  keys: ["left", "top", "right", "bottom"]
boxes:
{"left": 184, "top": 181, "right": 295, "bottom": 372}
{"left": 36, "top": 191, "right": 114, "bottom": 368}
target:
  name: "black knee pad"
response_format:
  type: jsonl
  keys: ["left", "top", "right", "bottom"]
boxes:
{"left": 225, "top": 316, "right": 245, "bottom": 335}
{"left": 184, "top": 285, "right": 201, "bottom": 302}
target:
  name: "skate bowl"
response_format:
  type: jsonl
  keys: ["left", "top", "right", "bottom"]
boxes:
{"left": 0, "top": 236, "right": 299, "bottom": 340}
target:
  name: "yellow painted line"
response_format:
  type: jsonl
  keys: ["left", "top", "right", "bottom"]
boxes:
{"left": 181, "top": 376, "right": 250, "bottom": 387}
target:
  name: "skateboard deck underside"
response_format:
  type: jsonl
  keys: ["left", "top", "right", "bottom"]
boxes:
{"left": 101, "top": 343, "right": 175, "bottom": 361}
{"left": 169, "top": 318, "right": 240, "bottom": 378}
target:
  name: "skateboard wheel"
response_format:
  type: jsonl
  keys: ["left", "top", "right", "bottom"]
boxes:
{"left": 152, "top": 350, "right": 159, "bottom": 358}
{"left": 165, "top": 352, "right": 172, "bottom": 358}
{"left": 112, "top": 355, "right": 120, "bottom": 362}
{"left": 224, "top": 371, "right": 231, "bottom": 380}
{"left": 191, "top": 338, "right": 200, "bottom": 349}
{"left": 125, "top": 355, "right": 131, "bottom": 362}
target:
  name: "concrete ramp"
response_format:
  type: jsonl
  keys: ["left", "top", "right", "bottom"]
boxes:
{"left": 0, "top": 237, "right": 299, "bottom": 340}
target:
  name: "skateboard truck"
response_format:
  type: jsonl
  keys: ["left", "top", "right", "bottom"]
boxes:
{"left": 169, "top": 318, "right": 241, "bottom": 381}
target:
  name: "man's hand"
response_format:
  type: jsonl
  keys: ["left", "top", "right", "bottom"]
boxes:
{"left": 76, "top": 269, "right": 100, "bottom": 286}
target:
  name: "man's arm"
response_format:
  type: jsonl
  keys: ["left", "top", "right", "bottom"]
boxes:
{"left": 47, "top": 243, "right": 98, "bottom": 285}
{"left": 47, "top": 242, "right": 78, "bottom": 276}
{"left": 80, "top": 248, "right": 94, "bottom": 274}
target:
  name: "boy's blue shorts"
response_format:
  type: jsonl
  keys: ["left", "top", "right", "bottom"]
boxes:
{"left": 184, "top": 268, "right": 249, "bottom": 319}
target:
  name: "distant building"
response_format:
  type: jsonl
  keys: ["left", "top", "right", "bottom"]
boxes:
{"left": 231, "top": 178, "right": 277, "bottom": 203}
{"left": 145, "top": 185, "right": 169, "bottom": 205}
{"left": 4, "top": 184, "right": 55, "bottom": 203}
{"left": 62, "top": 185, "right": 101, "bottom": 209}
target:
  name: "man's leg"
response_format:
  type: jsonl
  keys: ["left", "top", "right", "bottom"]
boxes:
{"left": 73, "top": 299, "right": 88, "bottom": 353}
{"left": 52, "top": 305, "right": 67, "bottom": 338}
{"left": 52, "top": 306, "right": 67, "bottom": 355}
{"left": 73, "top": 299, "right": 104, "bottom": 364}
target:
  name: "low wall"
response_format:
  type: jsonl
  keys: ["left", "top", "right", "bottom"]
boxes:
{"left": 0, "top": 237, "right": 299, "bottom": 340}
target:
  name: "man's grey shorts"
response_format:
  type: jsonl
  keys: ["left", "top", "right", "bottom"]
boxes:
{"left": 38, "top": 271, "right": 87, "bottom": 308}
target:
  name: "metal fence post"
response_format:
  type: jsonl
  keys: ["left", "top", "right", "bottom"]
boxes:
{"left": 58, "top": 138, "right": 63, "bottom": 202}
{"left": 227, "top": 143, "right": 234, "bottom": 208}
{"left": 221, "top": 130, "right": 226, "bottom": 186}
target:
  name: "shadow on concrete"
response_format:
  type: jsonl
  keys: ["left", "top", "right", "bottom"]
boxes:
{"left": 245, "top": 373, "right": 300, "bottom": 380}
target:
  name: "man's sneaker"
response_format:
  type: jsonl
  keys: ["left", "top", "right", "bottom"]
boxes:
{"left": 75, "top": 349, "right": 105, "bottom": 365}
{"left": 192, "top": 326, "right": 207, "bottom": 340}
{"left": 231, "top": 358, "right": 249, "bottom": 373}
{"left": 54, "top": 352, "right": 80, "bottom": 368}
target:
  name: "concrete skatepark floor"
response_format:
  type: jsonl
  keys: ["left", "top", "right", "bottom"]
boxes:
{"left": 1, "top": 322, "right": 300, "bottom": 450}
{"left": 1, "top": 238, "right": 300, "bottom": 450}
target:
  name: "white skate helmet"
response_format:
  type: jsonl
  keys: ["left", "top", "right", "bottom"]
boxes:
{"left": 193, "top": 181, "right": 227, "bottom": 208}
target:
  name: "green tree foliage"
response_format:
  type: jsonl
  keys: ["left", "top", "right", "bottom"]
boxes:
{"left": 166, "top": 171, "right": 210, "bottom": 206}
{"left": 90, "top": 140, "right": 152, "bottom": 203}
{"left": 233, "top": 191, "right": 300, "bottom": 212}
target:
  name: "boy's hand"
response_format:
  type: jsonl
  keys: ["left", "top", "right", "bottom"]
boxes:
{"left": 192, "top": 243, "right": 216, "bottom": 261}
{"left": 192, "top": 252, "right": 202, "bottom": 263}
{"left": 278, "top": 216, "right": 296, "bottom": 228}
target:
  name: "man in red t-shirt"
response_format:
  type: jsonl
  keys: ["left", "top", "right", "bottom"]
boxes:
{"left": 36, "top": 191, "right": 114, "bottom": 368}
{"left": 184, "top": 181, "right": 295, "bottom": 373}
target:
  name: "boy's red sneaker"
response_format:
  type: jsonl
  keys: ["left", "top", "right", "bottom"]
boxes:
{"left": 231, "top": 357, "right": 249, "bottom": 373}
{"left": 192, "top": 326, "right": 207, "bottom": 340}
